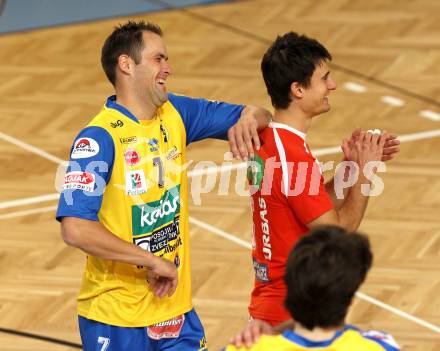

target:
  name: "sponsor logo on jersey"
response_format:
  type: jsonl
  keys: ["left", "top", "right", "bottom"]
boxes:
{"left": 363, "top": 330, "right": 400, "bottom": 349}
{"left": 110, "top": 119, "right": 124, "bottom": 128}
{"left": 71, "top": 138, "right": 99, "bottom": 159}
{"left": 125, "top": 170, "right": 147, "bottom": 195}
{"left": 163, "top": 237, "right": 182, "bottom": 254}
{"left": 247, "top": 154, "right": 264, "bottom": 190}
{"left": 133, "top": 218, "right": 180, "bottom": 254}
{"left": 119, "top": 136, "right": 137, "bottom": 144}
{"left": 166, "top": 146, "right": 182, "bottom": 160}
{"left": 253, "top": 258, "right": 270, "bottom": 282}
{"left": 132, "top": 185, "right": 180, "bottom": 235}
{"left": 147, "top": 315, "right": 185, "bottom": 340}
{"left": 63, "top": 171, "right": 95, "bottom": 192}
{"left": 134, "top": 235, "right": 152, "bottom": 251}
{"left": 199, "top": 336, "right": 208, "bottom": 351}
{"left": 124, "top": 148, "right": 140, "bottom": 166}
{"left": 148, "top": 138, "right": 159, "bottom": 152}
{"left": 258, "top": 196, "right": 272, "bottom": 260}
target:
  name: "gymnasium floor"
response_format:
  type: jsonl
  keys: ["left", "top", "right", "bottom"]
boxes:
{"left": 0, "top": 0, "right": 439, "bottom": 350}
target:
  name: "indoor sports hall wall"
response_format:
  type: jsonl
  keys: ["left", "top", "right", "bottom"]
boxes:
{"left": 0, "top": 0, "right": 230, "bottom": 33}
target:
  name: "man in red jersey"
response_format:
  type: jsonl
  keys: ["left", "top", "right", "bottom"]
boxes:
{"left": 239, "top": 31, "right": 400, "bottom": 342}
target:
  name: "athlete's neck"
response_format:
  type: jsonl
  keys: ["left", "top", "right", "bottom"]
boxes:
{"left": 115, "top": 90, "right": 158, "bottom": 121}
{"left": 293, "top": 323, "right": 341, "bottom": 342}
{"left": 272, "top": 105, "right": 311, "bottom": 134}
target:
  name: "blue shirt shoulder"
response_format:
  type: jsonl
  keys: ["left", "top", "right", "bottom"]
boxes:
{"left": 168, "top": 93, "right": 244, "bottom": 144}
{"left": 56, "top": 125, "right": 114, "bottom": 222}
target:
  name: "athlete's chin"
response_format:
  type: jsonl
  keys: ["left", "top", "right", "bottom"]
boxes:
{"left": 313, "top": 106, "right": 331, "bottom": 117}
{"left": 321, "top": 104, "right": 331, "bottom": 113}
{"left": 155, "top": 92, "right": 169, "bottom": 106}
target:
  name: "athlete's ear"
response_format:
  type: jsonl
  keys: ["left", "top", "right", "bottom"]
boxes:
{"left": 117, "top": 54, "right": 133, "bottom": 76}
{"left": 291, "top": 82, "right": 304, "bottom": 99}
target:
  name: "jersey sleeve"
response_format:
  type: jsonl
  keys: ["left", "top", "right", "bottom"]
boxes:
{"left": 363, "top": 330, "right": 401, "bottom": 351}
{"left": 168, "top": 93, "right": 245, "bottom": 144}
{"left": 56, "top": 126, "right": 115, "bottom": 222}
{"left": 283, "top": 145, "right": 334, "bottom": 225}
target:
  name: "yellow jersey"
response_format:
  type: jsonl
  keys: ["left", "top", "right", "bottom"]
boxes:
{"left": 222, "top": 326, "right": 400, "bottom": 351}
{"left": 57, "top": 94, "right": 243, "bottom": 326}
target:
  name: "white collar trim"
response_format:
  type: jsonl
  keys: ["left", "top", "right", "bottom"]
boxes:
{"left": 270, "top": 121, "right": 306, "bottom": 140}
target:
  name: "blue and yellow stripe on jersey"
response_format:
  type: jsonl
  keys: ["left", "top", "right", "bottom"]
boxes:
{"left": 57, "top": 94, "right": 243, "bottom": 327}
{"left": 222, "top": 325, "right": 400, "bottom": 351}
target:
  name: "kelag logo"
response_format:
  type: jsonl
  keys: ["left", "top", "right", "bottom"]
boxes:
{"left": 132, "top": 185, "right": 180, "bottom": 235}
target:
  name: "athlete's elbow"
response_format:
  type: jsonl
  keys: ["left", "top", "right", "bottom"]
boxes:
{"left": 60, "top": 217, "right": 83, "bottom": 248}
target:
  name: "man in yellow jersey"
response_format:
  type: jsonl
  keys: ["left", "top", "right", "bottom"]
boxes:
{"left": 56, "top": 21, "right": 271, "bottom": 351}
{"left": 223, "top": 225, "right": 400, "bottom": 351}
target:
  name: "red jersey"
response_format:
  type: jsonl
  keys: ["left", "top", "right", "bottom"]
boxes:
{"left": 247, "top": 122, "right": 334, "bottom": 325}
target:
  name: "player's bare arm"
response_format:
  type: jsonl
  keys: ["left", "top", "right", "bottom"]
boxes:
{"left": 61, "top": 217, "right": 177, "bottom": 297}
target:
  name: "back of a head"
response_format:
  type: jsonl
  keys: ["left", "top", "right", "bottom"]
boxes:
{"left": 261, "top": 31, "right": 332, "bottom": 109}
{"left": 284, "top": 225, "right": 372, "bottom": 330}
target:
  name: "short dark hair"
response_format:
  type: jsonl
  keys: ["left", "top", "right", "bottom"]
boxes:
{"left": 261, "top": 32, "right": 332, "bottom": 109}
{"left": 284, "top": 225, "right": 372, "bottom": 330}
{"left": 101, "top": 20, "right": 163, "bottom": 86}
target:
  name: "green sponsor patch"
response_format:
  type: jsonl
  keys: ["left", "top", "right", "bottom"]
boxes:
{"left": 132, "top": 185, "right": 180, "bottom": 236}
{"left": 247, "top": 154, "right": 264, "bottom": 189}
